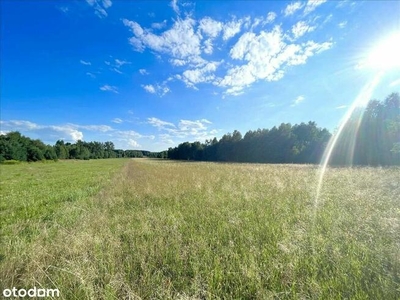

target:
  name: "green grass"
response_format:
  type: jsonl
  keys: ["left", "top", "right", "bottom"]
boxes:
{"left": 1, "top": 159, "right": 399, "bottom": 299}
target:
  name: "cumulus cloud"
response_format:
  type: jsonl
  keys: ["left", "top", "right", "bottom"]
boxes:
{"left": 284, "top": 2, "right": 304, "bottom": 16}
{"left": 86, "top": 0, "right": 112, "bottom": 18}
{"left": 128, "top": 139, "right": 141, "bottom": 148}
{"left": 217, "top": 26, "right": 332, "bottom": 95}
{"left": 0, "top": 119, "right": 157, "bottom": 150}
{"left": 124, "top": 5, "right": 334, "bottom": 96}
{"left": 73, "top": 124, "right": 113, "bottom": 132}
{"left": 142, "top": 83, "right": 170, "bottom": 96}
{"left": 148, "top": 117, "right": 176, "bottom": 130}
{"left": 0, "top": 120, "right": 84, "bottom": 142}
{"left": 147, "top": 117, "right": 215, "bottom": 143}
{"left": 123, "top": 17, "right": 202, "bottom": 66}
{"left": 142, "top": 84, "right": 156, "bottom": 94}
{"left": 181, "top": 61, "right": 220, "bottom": 88}
{"left": 170, "top": 0, "right": 180, "bottom": 15}
{"left": 115, "top": 59, "right": 130, "bottom": 67}
{"left": 338, "top": 21, "right": 347, "bottom": 29}
{"left": 291, "top": 21, "right": 315, "bottom": 39}
{"left": 100, "top": 85, "right": 118, "bottom": 93}
{"left": 304, "top": 0, "right": 327, "bottom": 15}
{"left": 152, "top": 20, "right": 167, "bottom": 29}
{"left": 199, "top": 17, "right": 223, "bottom": 38}
{"left": 266, "top": 12, "right": 277, "bottom": 23}
{"left": 291, "top": 95, "right": 305, "bottom": 106}
{"left": 139, "top": 69, "right": 149, "bottom": 75}
{"left": 222, "top": 19, "right": 242, "bottom": 40}
{"left": 112, "top": 118, "right": 123, "bottom": 124}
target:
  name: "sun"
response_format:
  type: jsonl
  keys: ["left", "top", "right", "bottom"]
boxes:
{"left": 366, "top": 32, "right": 400, "bottom": 70}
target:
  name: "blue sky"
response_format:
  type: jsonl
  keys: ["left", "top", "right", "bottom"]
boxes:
{"left": 1, "top": 0, "right": 399, "bottom": 151}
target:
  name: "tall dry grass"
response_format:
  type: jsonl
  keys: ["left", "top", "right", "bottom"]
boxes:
{"left": 1, "top": 159, "right": 399, "bottom": 299}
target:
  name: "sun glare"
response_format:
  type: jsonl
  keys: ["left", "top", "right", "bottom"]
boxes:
{"left": 367, "top": 32, "right": 400, "bottom": 70}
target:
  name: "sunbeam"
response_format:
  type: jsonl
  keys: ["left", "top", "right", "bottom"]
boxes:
{"left": 314, "top": 71, "right": 384, "bottom": 211}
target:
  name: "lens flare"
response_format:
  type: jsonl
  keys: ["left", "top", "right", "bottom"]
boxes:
{"left": 314, "top": 71, "right": 383, "bottom": 210}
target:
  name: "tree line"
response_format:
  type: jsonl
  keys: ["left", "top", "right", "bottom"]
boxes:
{"left": 167, "top": 121, "right": 331, "bottom": 164}
{"left": 1, "top": 93, "right": 398, "bottom": 165}
{"left": 167, "top": 93, "right": 399, "bottom": 166}
{"left": 0, "top": 133, "right": 164, "bottom": 162}
{"left": 329, "top": 92, "right": 399, "bottom": 166}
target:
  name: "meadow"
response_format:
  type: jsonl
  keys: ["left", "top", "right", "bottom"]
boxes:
{"left": 1, "top": 158, "right": 399, "bottom": 299}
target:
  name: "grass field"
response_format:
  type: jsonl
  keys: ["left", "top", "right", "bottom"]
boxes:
{"left": 1, "top": 159, "right": 399, "bottom": 299}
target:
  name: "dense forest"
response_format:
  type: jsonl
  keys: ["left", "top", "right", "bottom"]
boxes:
{"left": 1, "top": 93, "right": 399, "bottom": 166}
{"left": 329, "top": 92, "right": 400, "bottom": 166}
{"left": 167, "top": 93, "right": 399, "bottom": 166}
{"left": 0, "top": 134, "right": 165, "bottom": 162}
{"left": 167, "top": 122, "right": 331, "bottom": 164}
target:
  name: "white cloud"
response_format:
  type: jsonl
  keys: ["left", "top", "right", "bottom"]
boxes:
{"left": 128, "top": 139, "right": 141, "bottom": 148}
{"left": 112, "top": 118, "right": 123, "bottom": 124}
{"left": 304, "top": 0, "right": 327, "bottom": 15}
{"left": 266, "top": 12, "right": 277, "bottom": 23}
{"left": 139, "top": 69, "right": 149, "bottom": 75}
{"left": 0, "top": 120, "right": 158, "bottom": 150}
{"left": 201, "top": 119, "right": 212, "bottom": 124}
{"left": 251, "top": 17, "right": 263, "bottom": 30}
{"left": 112, "top": 68, "right": 123, "bottom": 74}
{"left": 124, "top": 7, "right": 333, "bottom": 96}
{"left": 100, "top": 85, "right": 118, "bottom": 93}
{"left": 73, "top": 124, "right": 113, "bottom": 132}
{"left": 123, "top": 17, "right": 202, "bottom": 66}
{"left": 142, "top": 83, "right": 170, "bottom": 96}
{"left": 0, "top": 120, "right": 84, "bottom": 142}
{"left": 149, "top": 118, "right": 215, "bottom": 143}
{"left": 170, "top": 0, "right": 180, "bottom": 15}
{"left": 291, "top": 95, "right": 305, "bottom": 106}
{"left": 336, "top": 105, "right": 347, "bottom": 109}
{"left": 80, "top": 60, "right": 91, "bottom": 65}
{"left": 284, "top": 2, "right": 304, "bottom": 16}
{"left": 86, "top": 0, "right": 112, "bottom": 18}
{"left": 142, "top": 84, "right": 156, "bottom": 94}
{"left": 170, "top": 59, "right": 187, "bottom": 66}
{"left": 152, "top": 20, "right": 167, "bottom": 29}
{"left": 86, "top": 72, "right": 96, "bottom": 78}
{"left": 338, "top": 21, "right": 347, "bottom": 29}
{"left": 203, "top": 39, "right": 214, "bottom": 54}
{"left": 182, "top": 61, "right": 220, "bottom": 88}
{"left": 199, "top": 17, "right": 223, "bottom": 38}
{"left": 217, "top": 26, "right": 332, "bottom": 95}
{"left": 222, "top": 19, "right": 242, "bottom": 40}
{"left": 115, "top": 59, "right": 130, "bottom": 67}
{"left": 291, "top": 21, "right": 315, "bottom": 39}
{"left": 104, "top": 59, "right": 130, "bottom": 74}
{"left": 148, "top": 117, "right": 176, "bottom": 130}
